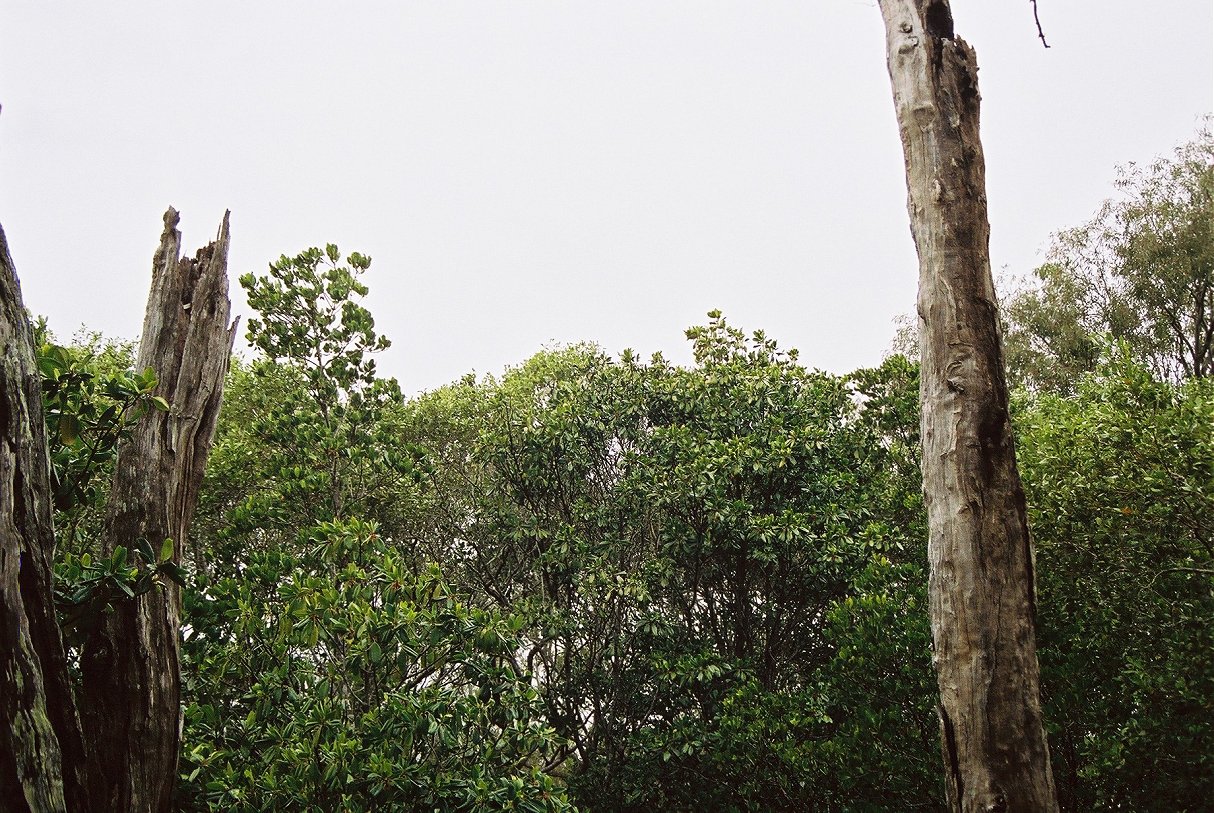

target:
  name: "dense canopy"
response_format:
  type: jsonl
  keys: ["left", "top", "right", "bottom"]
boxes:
{"left": 4, "top": 121, "right": 1210, "bottom": 812}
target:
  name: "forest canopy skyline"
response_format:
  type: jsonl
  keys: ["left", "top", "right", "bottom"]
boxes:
{"left": 2, "top": 1, "right": 1210, "bottom": 392}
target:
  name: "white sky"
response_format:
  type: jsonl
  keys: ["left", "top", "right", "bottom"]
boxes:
{"left": 2, "top": 2, "right": 1210, "bottom": 393}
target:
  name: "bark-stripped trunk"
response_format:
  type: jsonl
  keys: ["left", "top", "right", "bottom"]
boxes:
{"left": 0, "top": 223, "right": 91, "bottom": 813}
{"left": 80, "top": 209, "right": 237, "bottom": 813}
{"left": 875, "top": 2, "right": 1059, "bottom": 810}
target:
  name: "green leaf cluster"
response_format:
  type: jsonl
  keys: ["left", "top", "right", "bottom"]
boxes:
{"left": 36, "top": 324, "right": 165, "bottom": 552}
{"left": 1002, "top": 124, "right": 1214, "bottom": 390}
{"left": 1017, "top": 353, "right": 1214, "bottom": 809}
{"left": 180, "top": 522, "right": 572, "bottom": 812}
{"left": 184, "top": 250, "right": 572, "bottom": 810}
{"left": 397, "top": 315, "right": 937, "bottom": 810}
{"left": 241, "top": 244, "right": 389, "bottom": 406}
{"left": 35, "top": 323, "right": 184, "bottom": 649}
{"left": 55, "top": 537, "right": 183, "bottom": 649}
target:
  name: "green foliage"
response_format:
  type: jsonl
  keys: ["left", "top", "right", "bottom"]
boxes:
{"left": 183, "top": 227, "right": 1211, "bottom": 810}
{"left": 241, "top": 244, "right": 388, "bottom": 405}
{"left": 34, "top": 323, "right": 184, "bottom": 646}
{"left": 35, "top": 324, "right": 163, "bottom": 553}
{"left": 1002, "top": 124, "right": 1214, "bottom": 390}
{"left": 818, "top": 557, "right": 941, "bottom": 811}
{"left": 198, "top": 358, "right": 417, "bottom": 558}
{"left": 55, "top": 538, "right": 184, "bottom": 649}
{"left": 846, "top": 354, "right": 923, "bottom": 559}
{"left": 233, "top": 246, "right": 415, "bottom": 529}
{"left": 400, "top": 313, "right": 939, "bottom": 810}
{"left": 184, "top": 246, "right": 571, "bottom": 809}
{"left": 33, "top": 128, "right": 1214, "bottom": 811}
{"left": 1016, "top": 353, "right": 1214, "bottom": 809}
{"left": 180, "top": 521, "right": 572, "bottom": 812}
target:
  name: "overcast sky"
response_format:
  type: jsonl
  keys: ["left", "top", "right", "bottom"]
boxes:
{"left": 2, "top": 2, "right": 1210, "bottom": 393}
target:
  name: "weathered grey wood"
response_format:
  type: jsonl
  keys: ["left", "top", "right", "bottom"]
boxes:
{"left": 80, "top": 209, "right": 237, "bottom": 813}
{"left": 0, "top": 222, "right": 91, "bottom": 813}
{"left": 875, "top": 1, "right": 1059, "bottom": 810}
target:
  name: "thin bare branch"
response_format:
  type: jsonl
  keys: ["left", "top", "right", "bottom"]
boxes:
{"left": 1031, "top": 0, "right": 1051, "bottom": 48}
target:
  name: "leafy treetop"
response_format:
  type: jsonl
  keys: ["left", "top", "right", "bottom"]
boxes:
{"left": 241, "top": 244, "right": 390, "bottom": 407}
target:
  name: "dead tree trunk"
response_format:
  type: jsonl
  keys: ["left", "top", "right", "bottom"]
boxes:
{"left": 875, "top": 1, "right": 1059, "bottom": 809}
{"left": 80, "top": 209, "right": 237, "bottom": 813}
{"left": 0, "top": 222, "right": 90, "bottom": 813}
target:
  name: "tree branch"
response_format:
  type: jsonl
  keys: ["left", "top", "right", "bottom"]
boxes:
{"left": 1031, "top": 0, "right": 1050, "bottom": 48}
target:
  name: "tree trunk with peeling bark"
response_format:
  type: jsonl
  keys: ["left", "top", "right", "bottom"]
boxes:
{"left": 875, "top": 1, "right": 1059, "bottom": 810}
{"left": 0, "top": 223, "right": 91, "bottom": 813}
{"left": 79, "top": 209, "right": 237, "bottom": 813}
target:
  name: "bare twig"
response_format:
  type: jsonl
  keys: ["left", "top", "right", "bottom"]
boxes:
{"left": 1031, "top": 0, "right": 1051, "bottom": 48}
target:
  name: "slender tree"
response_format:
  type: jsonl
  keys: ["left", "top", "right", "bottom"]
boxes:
{"left": 875, "top": 1, "right": 1058, "bottom": 809}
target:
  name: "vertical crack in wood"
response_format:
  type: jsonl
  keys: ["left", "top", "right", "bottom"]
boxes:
{"left": 940, "top": 703, "right": 964, "bottom": 808}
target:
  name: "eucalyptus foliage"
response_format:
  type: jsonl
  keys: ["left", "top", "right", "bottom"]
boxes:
{"left": 1002, "top": 125, "right": 1214, "bottom": 390}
